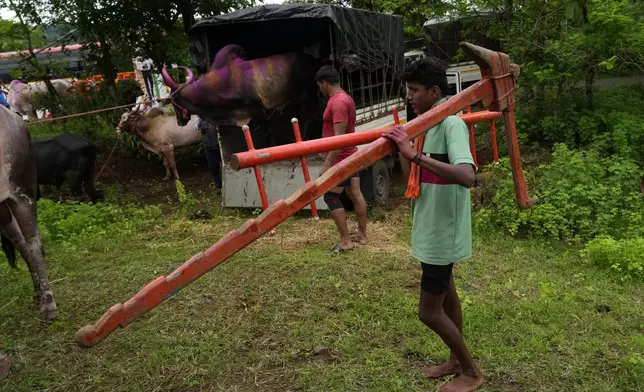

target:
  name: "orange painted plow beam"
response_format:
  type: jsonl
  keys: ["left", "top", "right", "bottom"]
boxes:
{"left": 230, "top": 110, "right": 502, "bottom": 170}
{"left": 74, "top": 42, "right": 536, "bottom": 348}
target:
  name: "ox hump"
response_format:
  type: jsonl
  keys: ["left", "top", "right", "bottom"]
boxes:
{"left": 212, "top": 45, "right": 247, "bottom": 69}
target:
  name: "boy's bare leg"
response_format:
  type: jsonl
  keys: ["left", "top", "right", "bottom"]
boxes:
{"left": 418, "top": 283, "right": 484, "bottom": 391}
{"left": 423, "top": 275, "right": 463, "bottom": 377}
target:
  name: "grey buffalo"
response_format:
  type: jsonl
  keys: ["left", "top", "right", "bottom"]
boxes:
{"left": 0, "top": 105, "right": 59, "bottom": 320}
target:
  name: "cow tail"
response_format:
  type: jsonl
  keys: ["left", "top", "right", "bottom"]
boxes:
{"left": 1, "top": 233, "right": 17, "bottom": 269}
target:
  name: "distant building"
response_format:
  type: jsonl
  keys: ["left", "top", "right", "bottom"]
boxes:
{"left": 0, "top": 43, "right": 91, "bottom": 82}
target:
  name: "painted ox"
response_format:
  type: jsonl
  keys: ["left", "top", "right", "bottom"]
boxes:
{"left": 116, "top": 107, "right": 201, "bottom": 180}
{"left": 7, "top": 79, "right": 73, "bottom": 119}
{"left": 0, "top": 105, "right": 59, "bottom": 320}
{"left": 161, "top": 44, "right": 320, "bottom": 139}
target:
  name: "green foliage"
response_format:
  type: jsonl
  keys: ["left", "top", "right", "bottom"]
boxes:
{"left": 36, "top": 199, "right": 162, "bottom": 250}
{"left": 0, "top": 18, "right": 45, "bottom": 52}
{"left": 581, "top": 236, "right": 644, "bottom": 280}
{"left": 479, "top": 144, "right": 644, "bottom": 242}
{"left": 175, "top": 179, "right": 198, "bottom": 218}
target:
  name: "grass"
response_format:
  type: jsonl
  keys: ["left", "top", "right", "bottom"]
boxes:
{"left": 1, "top": 195, "right": 643, "bottom": 392}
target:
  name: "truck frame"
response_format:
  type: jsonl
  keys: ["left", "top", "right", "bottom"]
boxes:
{"left": 188, "top": 5, "right": 482, "bottom": 210}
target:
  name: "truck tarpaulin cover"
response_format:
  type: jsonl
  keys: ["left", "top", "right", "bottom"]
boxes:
{"left": 188, "top": 4, "right": 404, "bottom": 74}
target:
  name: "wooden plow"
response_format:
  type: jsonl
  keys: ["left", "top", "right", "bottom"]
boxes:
{"left": 75, "top": 42, "right": 536, "bottom": 348}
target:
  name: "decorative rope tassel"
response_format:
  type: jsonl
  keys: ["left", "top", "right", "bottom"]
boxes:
{"left": 405, "top": 134, "right": 426, "bottom": 200}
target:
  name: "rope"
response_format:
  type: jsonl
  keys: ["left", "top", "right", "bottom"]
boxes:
{"left": 94, "top": 134, "right": 121, "bottom": 180}
{"left": 26, "top": 98, "right": 167, "bottom": 125}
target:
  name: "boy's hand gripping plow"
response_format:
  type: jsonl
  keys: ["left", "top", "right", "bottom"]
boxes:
{"left": 75, "top": 42, "right": 536, "bottom": 348}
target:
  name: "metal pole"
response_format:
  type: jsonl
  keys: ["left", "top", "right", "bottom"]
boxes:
{"left": 466, "top": 106, "right": 478, "bottom": 166}
{"left": 393, "top": 106, "right": 400, "bottom": 125}
{"left": 231, "top": 110, "right": 502, "bottom": 170}
{"left": 490, "top": 120, "right": 499, "bottom": 163}
{"left": 241, "top": 125, "right": 269, "bottom": 210}
{"left": 291, "top": 118, "right": 319, "bottom": 219}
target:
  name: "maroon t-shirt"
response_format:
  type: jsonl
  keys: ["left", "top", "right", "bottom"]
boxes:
{"left": 322, "top": 90, "right": 357, "bottom": 165}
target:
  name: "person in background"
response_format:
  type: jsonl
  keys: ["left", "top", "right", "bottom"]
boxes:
{"left": 315, "top": 65, "right": 368, "bottom": 253}
{"left": 136, "top": 57, "right": 156, "bottom": 100}
{"left": 383, "top": 57, "right": 484, "bottom": 392}
{"left": 195, "top": 116, "right": 222, "bottom": 190}
{"left": 0, "top": 84, "right": 9, "bottom": 109}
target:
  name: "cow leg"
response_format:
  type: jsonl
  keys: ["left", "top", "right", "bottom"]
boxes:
{"left": 81, "top": 148, "right": 103, "bottom": 203}
{"left": 5, "top": 197, "right": 59, "bottom": 320}
{"left": 65, "top": 168, "right": 84, "bottom": 199}
{"left": 160, "top": 153, "right": 172, "bottom": 180}
{"left": 0, "top": 209, "right": 41, "bottom": 303}
{"left": 83, "top": 173, "right": 103, "bottom": 204}
{"left": 163, "top": 146, "right": 180, "bottom": 180}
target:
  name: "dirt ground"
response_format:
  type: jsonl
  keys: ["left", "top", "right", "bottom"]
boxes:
{"left": 44, "top": 139, "right": 499, "bottom": 210}
{"left": 90, "top": 146, "right": 216, "bottom": 206}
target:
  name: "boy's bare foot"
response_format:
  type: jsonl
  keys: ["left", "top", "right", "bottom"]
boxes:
{"left": 421, "top": 359, "right": 461, "bottom": 379}
{"left": 351, "top": 233, "right": 368, "bottom": 244}
{"left": 439, "top": 370, "right": 484, "bottom": 392}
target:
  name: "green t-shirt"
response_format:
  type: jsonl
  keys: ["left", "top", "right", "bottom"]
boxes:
{"left": 411, "top": 101, "right": 476, "bottom": 266}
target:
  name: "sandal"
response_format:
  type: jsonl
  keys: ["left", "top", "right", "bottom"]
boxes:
{"left": 329, "top": 244, "right": 353, "bottom": 254}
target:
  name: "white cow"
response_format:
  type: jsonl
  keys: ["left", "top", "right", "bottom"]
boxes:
{"left": 116, "top": 106, "right": 201, "bottom": 180}
{"left": 7, "top": 79, "right": 73, "bottom": 119}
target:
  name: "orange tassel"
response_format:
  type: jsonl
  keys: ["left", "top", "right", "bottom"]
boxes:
{"left": 405, "top": 134, "right": 426, "bottom": 199}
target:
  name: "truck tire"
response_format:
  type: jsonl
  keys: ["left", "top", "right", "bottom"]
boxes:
{"left": 361, "top": 159, "right": 390, "bottom": 206}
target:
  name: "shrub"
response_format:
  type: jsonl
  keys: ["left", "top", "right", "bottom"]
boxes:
{"left": 581, "top": 236, "right": 644, "bottom": 280}
{"left": 515, "top": 83, "right": 644, "bottom": 164}
{"left": 479, "top": 144, "right": 644, "bottom": 242}
{"left": 36, "top": 199, "right": 162, "bottom": 250}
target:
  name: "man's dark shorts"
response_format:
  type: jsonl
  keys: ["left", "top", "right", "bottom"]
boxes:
{"left": 420, "top": 262, "right": 453, "bottom": 295}
{"left": 338, "top": 172, "right": 360, "bottom": 188}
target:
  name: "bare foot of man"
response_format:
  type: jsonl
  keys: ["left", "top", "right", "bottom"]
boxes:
{"left": 351, "top": 233, "right": 368, "bottom": 245}
{"left": 439, "top": 369, "right": 484, "bottom": 392}
{"left": 421, "top": 359, "right": 461, "bottom": 379}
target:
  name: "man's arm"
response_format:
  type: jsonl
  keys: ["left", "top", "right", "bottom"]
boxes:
{"left": 415, "top": 155, "right": 475, "bottom": 188}
{"left": 324, "top": 121, "right": 348, "bottom": 167}
{"left": 398, "top": 152, "right": 412, "bottom": 185}
{"left": 383, "top": 125, "right": 475, "bottom": 188}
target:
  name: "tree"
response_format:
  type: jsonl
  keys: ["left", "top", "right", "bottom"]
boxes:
{"left": 1, "top": 0, "right": 59, "bottom": 97}
{"left": 48, "top": 0, "right": 258, "bottom": 90}
{"left": 0, "top": 18, "right": 45, "bottom": 52}
{"left": 48, "top": 0, "right": 140, "bottom": 90}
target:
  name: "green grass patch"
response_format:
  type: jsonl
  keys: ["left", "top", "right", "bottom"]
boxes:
{"left": 1, "top": 203, "right": 643, "bottom": 391}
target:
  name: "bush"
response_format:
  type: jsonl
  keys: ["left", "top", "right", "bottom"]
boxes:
{"left": 581, "top": 236, "right": 644, "bottom": 280}
{"left": 36, "top": 199, "right": 162, "bottom": 250}
{"left": 515, "top": 83, "right": 644, "bottom": 164}
{"left": 479, "top": 144, "right": 644, "bottom": 242}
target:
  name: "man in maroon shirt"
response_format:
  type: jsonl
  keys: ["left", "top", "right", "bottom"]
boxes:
{"left": 315, "top": 66, "right": 368, "bottom": 253}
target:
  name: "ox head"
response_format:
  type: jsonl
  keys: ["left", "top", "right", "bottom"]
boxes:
{"left": 162, "top": 66, "right": 195, "bottom": 127}
{"left": 116, "top": 105, "right": 146, "bottom": 136}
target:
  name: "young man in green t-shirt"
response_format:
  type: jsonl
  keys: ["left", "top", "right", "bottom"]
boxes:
{"left": 383, "top": 57, "right": 484, "bottom": 392}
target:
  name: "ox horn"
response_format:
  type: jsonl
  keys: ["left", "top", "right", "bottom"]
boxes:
{"left": 178, "top": 66, "right": 194, "bottom": 84}
{"left": 161, "top": 66, "right": 195, "bottom": 91}
{"left": 161, "top": 67, "right": 178, "bottom": 91}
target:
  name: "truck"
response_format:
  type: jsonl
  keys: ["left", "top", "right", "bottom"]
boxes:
{"left": 187, "top": 5, "right": 482, "bottom": 210}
